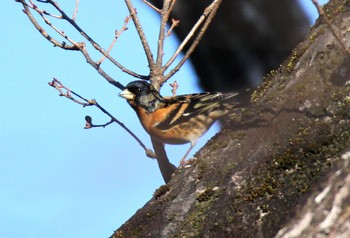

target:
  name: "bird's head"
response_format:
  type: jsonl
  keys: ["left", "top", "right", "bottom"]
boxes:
{"left": 119, "top": 80, "right": 164, "bottom": 112}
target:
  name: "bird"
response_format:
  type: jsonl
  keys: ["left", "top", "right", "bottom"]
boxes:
{"left": 119, "top": 80, "right": 245, "bottom": 165}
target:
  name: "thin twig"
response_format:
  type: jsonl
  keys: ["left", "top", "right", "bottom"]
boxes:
{"left": 142, "top": 0, "right": 161, "bottom": 12}
{"left": 18, "top": 1, "right": 78, "bottom": 50}
{"left": 164, "top": 0, "right": 222, "bottom": 82}
{"left": 311, "top": 0, "right": 350, "bottom": 54}
{"left": 124, "top": 0, "right": 155, "bottom": 70}
{"left": 166, "top": 18, "right": 180, "bottom": 37}
{"left": 26, "top": 0, "right": 62, "bottom": 18}
{"left": 97, "top": 15, "right": 131, "bottom": 65}
{"left": 49, "top": 78, "right": 156, "bottom": 159}
{"left": 155, "top": 0, "right": 172, "bottom": 69}
{"left": 45, "top": 0, "right": 148, "bottom": 79}
{"left": 85, "top": 116, "right": 114, "bottom": 129}
{"left": 17, "top": 0, "right": 146, "bottom": 89}
{"left": 163, "top": 0, "right": 219, "bottom": 73}
{"left": 72, "top": 0, "right": 79, "bottom": 21}
{"left": 169, "top": 80, "right": 178, "bottom": 96}
{"left": 78, "top": 42, "right": 126, "bottom": 90}
{"left": 30, "top": 2, "right": 80, "bottom": 47}
{"left": 48, "top": 78, "right": 87, "bottom": 105}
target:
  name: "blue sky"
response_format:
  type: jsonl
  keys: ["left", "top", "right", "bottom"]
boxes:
{"left": 1, "top": 1, "right": 327, "bottom": 237}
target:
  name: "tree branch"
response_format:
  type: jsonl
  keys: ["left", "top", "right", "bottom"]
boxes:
{"left": 163, "top": 0, "right": 222, "bottom": 82}
{"left": 72, "top": 0, "right": 79, "bottom": 21}
{"left": 49, "top": 78, "right": 156, "bottom": 159}
{"left": 97, "top": 15, "right": 131, "bottom": 65}
{"left": 124, "top": 0, "right": 155, "bottom": 71}
{"left": 18, "top": 1, "right": 78, "bottom": 50}
{"left": 155, "top": 0, "right": 173, "bottom": 69}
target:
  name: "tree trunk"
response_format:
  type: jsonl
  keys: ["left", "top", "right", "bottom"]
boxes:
{"left": 112, "top": 1, "right": 350, "bottom": 237}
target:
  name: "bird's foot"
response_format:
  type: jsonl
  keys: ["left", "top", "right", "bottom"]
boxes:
{"left": 180, "top": 157, "right": 197, "bottom": 167}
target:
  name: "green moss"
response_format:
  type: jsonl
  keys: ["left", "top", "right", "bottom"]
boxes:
{"left": 112, "top": 230, "right": 124, "bottom": 238}
{"left": 323, "top": 0, "right": 349, "bottom": 18}
{"left": 245, "top": 49, "right": 350, "bottom": 204}
{"left": 251, "top": 79, "right": 274, "bottom": 103}
{"left": 154, "top": 184, "right": 170, "bottom": 199}
{"left": 222, "top": 162, "right": 237, "bottom": 176}
{"left": 176, "top": 187, "right": 223, "bottom": 237}
{"left": 196, "top": 187, "right": 222, "bottom": 202}
{"left": 241, "top": 118, "right": 349, "bottom": 203}
{"left": 285, "top": 50, "right": 301, "bottom": 73}
{"left": 209, "top": 141, "right": 229, "bottom": 151}
{"left": 194, "top": 158, "right": 208, "bottom": 180}
{"left": 239, "top": 85, "right": 350, "bottom": 203}
{"left": 309, "top": 28, "right": 325, "bottom": 43}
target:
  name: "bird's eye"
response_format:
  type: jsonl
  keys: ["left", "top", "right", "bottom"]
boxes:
{"left": 137, "top": 88, "right": 141, "bottom": 92}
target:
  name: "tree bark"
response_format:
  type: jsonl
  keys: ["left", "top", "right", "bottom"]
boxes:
{"left": 112, "top": 0, "right": 350, "bottom": 237}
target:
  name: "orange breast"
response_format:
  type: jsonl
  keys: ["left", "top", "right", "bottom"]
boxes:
{"left": 134, "top": 105, "right": 213, "bottom": 145}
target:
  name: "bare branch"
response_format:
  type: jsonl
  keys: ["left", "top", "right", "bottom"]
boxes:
{"left": 49, "top": 78, "right": 156, "bottom": 159}
{"left": 72, "top": 0, "right": 79, "bottom": 21}
{"left": 17, "top": 0, "right": 147, "bottom": 89}
{"left": 97, "top": 15, "right": 131, "bottom": 65}
{"left": 124, "top": 0, "right": 155, "bottom": 71}
{"left": 18, "top": 1, "right": 79, "bottom": 50}
{"left": 29, "top": 1, "right": 80, "bottom": 47}
{"left": 142, "top": 0, "right": 161, "bottom": 12}
{"left": 166, "top": 18, "right": 180, "bottom": 37}
{"left": 41, "top": 0, "right": 147, "bottom": 79}
{"left": 26, "top": 0, "right": 62, "bottom": 18}
{"left": 151, "top": 137, "right": 176, "bottom": 183}
{"left": 169, "top": 80, "right": 178, "bottom": 96}
{"left": 164, "top": 0, "right": 222, "bottom": 82}
{"left": 48, "top": 78, "right": 87, "bottom": 105}
{"left": 84, "top": 116, "right": 114, "bottom": 129}
{"left": 311, "top": 0, "right": 350, "bottom": 55}
{"left": 155, "top": 0, "right": 173, "bottom": 69}
{"left": 78, "top": 42, "right": 126, "bottom": 90}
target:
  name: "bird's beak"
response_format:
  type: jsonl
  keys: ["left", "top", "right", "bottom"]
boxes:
{"left": 119, "top": 89, "right": 135, "bottom": 100}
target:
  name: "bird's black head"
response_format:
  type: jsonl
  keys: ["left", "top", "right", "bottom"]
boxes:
{"left": 119, "top": 80, "right": 163, "bottom": 112}
{"left": 125, "top": 80, "right": 152, "bottom": 97}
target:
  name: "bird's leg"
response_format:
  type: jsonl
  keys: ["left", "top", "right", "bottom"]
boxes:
{"left": 180, "top": 142, "right": 196, "bottom": 166}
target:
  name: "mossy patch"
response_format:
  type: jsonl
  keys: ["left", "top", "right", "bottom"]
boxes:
{"left": 175, "top": 187, "right": 223, "bottom": 238}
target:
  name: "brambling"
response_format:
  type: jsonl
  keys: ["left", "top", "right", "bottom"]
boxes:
{"left": 119, "top": 80, "right": 243, "bottom": 165}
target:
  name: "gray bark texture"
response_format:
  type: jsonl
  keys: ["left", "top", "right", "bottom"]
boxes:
{"left": 112, "top": 0, "right": 350, "bottom": 237}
